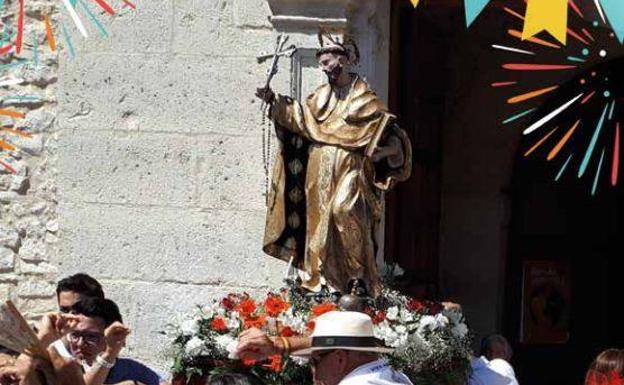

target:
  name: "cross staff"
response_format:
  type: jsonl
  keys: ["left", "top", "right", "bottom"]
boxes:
{"left": 257, "top": 34, "right": 297, "bottom": 112}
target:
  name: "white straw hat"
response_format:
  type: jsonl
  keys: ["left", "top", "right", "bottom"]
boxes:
{"left": 293, "top": 311, "right": 393, "bottom": 356}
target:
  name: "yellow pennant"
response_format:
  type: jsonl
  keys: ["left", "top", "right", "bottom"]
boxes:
{"left": 410, "top": 0, "right": 420, "bottom": 7}
{"left": 522, "top": 0, "right": 568, "bottom": 45}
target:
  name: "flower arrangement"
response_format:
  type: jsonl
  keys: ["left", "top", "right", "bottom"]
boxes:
{"left": 167, "top": 286, "right": 472, "bottom": 385}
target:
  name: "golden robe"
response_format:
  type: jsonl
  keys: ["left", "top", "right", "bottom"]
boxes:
{"left": 263, "top": 75, "right": 411, "bottom": 296}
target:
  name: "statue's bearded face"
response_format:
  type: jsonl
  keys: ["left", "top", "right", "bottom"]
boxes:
{"left": 318, "top": 52, "right": 347, "bottom": 84}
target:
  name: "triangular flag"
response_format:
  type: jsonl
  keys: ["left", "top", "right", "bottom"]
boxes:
{"left": 410, "top": 0, "right": 419, "bottom": 7}
{"left": 522, "top": 0, "right": 568, "bottom": 45}
{"left": 599, "top": 0, "right": 624, "bottom": 43}
{"left": 465, "top": 0, "right": 491, "bottom": 27}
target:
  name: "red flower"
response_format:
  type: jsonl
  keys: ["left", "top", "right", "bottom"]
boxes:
{"left": 211, "top": 317, "right": 228, "bottom": 332}
{"left": 427, "top": 301, "right": 444, "bottom": 315}
{"left": 264, "top": 295, "right": 289, "bottom": 317}
{"left": 263, "top": 355, "right": 283, "bottom": 373}
{"left": 311, "top": 303, "right": 337, "bottom": 317}
{"left": 280, "top": 326, "right": 296, "bottom": 337}
{"left": 242, "top": 358, "right": 257, "bottom": 367}
{"left": 221, "top": 296, "right": 235, "bottom": 310}
{"left": 407, "top": 299, "right": 424, "bottom": 312}
{"left": 236, "top": 299, "right": 257, "bottom": 317}
{"left": 306, "top": 320, "right": 316, "bottom": 332}
{"left": 372, "top": 311, "right": 386, "bottom": 325}
{"left": 244, "top": 315, "right": 267, "bottom": 329}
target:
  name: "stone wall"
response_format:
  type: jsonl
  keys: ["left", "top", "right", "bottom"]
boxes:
{"left": 2, "top": 0, "right": 388, "bottom": 373}
{"left": 54, "top": 0, "right": 288, "bottom": 371}
{"left": 52, "top": 0, "right": 390, "bottom": 373}
{"left": 1, "top": 0, "right": 60, "bottom": 319}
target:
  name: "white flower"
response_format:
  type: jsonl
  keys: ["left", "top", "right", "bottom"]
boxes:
{"left": 434, "top": 314, "right": 449, "bottom": 328}
{"left": 180, "top": 319, "right": 199, "bottom": 336}
{"left": 215, "top": 334, "right": 238, "bottom": 359}
{"left": 386, "top": 306, "right": 399, "bottom": 321}
{"left": 226, "top": 312, "right": 241, "bottom": 329}
{"left": 278, "top": 309, "right": 308, "bottom": 334}
{"left": 201, "top": 302, "right": 220, "bottom": 318}
{"left": 418, "top": 314, "right": 449, "bottom": 334}
{"left": 400, "top": 309, "right": 414, "bottom": 323}
{"left": 443, "top": 309, "right": 463, "bottom": 325}
{"left": 452, "top": 322, "right": 468, "bottom": 338}
{"left": 185, "top": 336, "right": 206, "bottom": 356}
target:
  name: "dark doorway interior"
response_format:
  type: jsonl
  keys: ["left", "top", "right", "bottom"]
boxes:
{"left": 505, "top": 95, "right": 624, "bottom": 385}
{"left": 386, "top": 0, "right": 463, "bottom": 298}
{"left": 388, "top": 1, "right": 623, "bottom": 384}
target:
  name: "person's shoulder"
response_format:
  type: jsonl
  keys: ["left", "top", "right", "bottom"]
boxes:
{"left": 109, "top": 358, "right": 162, "bottom": 385}
{"left": 114, "top": 358, "right": 157, "bottom": 373}
{"left": 488, "top": 358, "right": 516, "bottom": 377}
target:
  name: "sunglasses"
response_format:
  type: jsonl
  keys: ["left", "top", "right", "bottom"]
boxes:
{"left": 68, "top": 331, "right": 104, "bottom": 347}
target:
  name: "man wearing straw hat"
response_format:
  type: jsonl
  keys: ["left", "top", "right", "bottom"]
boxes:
{"left": 238, "top": 311, "right": 413, "bottom": 385}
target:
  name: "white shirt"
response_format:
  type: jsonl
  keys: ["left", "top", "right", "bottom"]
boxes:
{"left": 339, "top": 359, "right": 413, "bottom": 385}
{"left": 489, "top": 358, "right": 519, "bottom": 385}
{"left": 469, "top": 356, "right": 519, "bottom": 385}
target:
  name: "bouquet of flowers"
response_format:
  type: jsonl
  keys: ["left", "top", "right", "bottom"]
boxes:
{"left": 167, "top": 286, "right": 472, "bottom": 385}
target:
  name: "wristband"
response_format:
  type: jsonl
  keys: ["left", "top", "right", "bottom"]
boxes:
{"left": 95, "top": 355, "right": 116, "bottom": 369}
{"left": 279, "top": 336, "right": 291, "bottom": 357}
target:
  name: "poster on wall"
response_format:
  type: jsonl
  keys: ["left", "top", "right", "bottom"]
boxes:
{"left": 520, "top": 260, "right": 571, "bottom": 344}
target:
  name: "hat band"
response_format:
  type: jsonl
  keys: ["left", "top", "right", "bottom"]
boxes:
{"left": 311, "top": 336, "right": 384, "bottom": 349}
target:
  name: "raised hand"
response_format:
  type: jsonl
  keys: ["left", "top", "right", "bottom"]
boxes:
{"left": 255, "top": 86, "right": 275, "bottom": 104}
{"left": 37, "top": 312, "right": 82, "bottom": 346}
{"left": 103, "top": 322, "right": 131, "bottom": 358}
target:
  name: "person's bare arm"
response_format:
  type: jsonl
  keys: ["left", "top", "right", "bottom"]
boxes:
{"left": 83, "top": 322, "right": 130, "bottom": 385}
{"left": 236, "top": 328, "right": 311, "bottom": 361}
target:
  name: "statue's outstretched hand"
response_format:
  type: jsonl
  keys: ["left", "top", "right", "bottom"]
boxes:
{"left": 256, "top": 86, "right": 275, "bottom": 104}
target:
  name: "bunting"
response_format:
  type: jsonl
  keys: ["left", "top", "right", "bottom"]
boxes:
{"left": 599, "top": 0, "right": 624, "bottom": 43}
{"left": 406, "top": 0, "right": 624, "bottom": 46}
{"left": 522, "top": 0, "right": 568, "bottom": 45}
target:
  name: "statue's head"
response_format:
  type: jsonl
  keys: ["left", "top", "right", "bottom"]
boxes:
{"left": 316, "top": 28, "right": 359, "bottom": 85}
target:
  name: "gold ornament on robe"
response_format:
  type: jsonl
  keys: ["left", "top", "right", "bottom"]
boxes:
{"left": 263, "top": 74, "right": 412, "bottom": 296}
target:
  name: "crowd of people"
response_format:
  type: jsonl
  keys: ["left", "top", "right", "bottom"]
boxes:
{"left": 1, "top": 273, "right": 622, "bottom": 385}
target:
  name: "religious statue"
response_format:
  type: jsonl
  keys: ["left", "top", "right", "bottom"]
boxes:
{"left": 256, "top": 30, "right": 412, "bottom": 296}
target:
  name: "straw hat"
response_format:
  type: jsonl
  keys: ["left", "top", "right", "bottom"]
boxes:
{"left": 293, "top": 311, "right": 393, "bottom": 356}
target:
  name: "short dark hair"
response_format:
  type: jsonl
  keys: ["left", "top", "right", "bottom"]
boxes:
{"left": 71, "top": 297, "right": 123, "bottom": 327}
{"left": 207, "top": 372, "right": 264, "bottom": 385}
{"left": 56, "top": 273, "right": 104, "bottom": 299}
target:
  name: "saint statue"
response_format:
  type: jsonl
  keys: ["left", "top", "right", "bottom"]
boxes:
{"left": 256, "top": 30, "right": 412, "bottom": 296}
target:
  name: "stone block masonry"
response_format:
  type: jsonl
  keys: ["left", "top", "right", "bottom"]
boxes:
{"left": 3, "top": 0, "right": 387, "bottom": 375}
{"left": 1, "top": 0, "right": 61, "bottom": 320}
{"left": 55, "top": 0, "right": 290, "bottom": 373}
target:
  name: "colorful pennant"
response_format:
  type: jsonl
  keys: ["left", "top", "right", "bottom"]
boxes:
{"left": 522, "top": 0, "right": 568, "bottom": 45}
{"left": 465, "top": 0, "right": 491, "bottom": 27}
{"left": 599, "top": 0, "right": 624, "bottom": 43}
